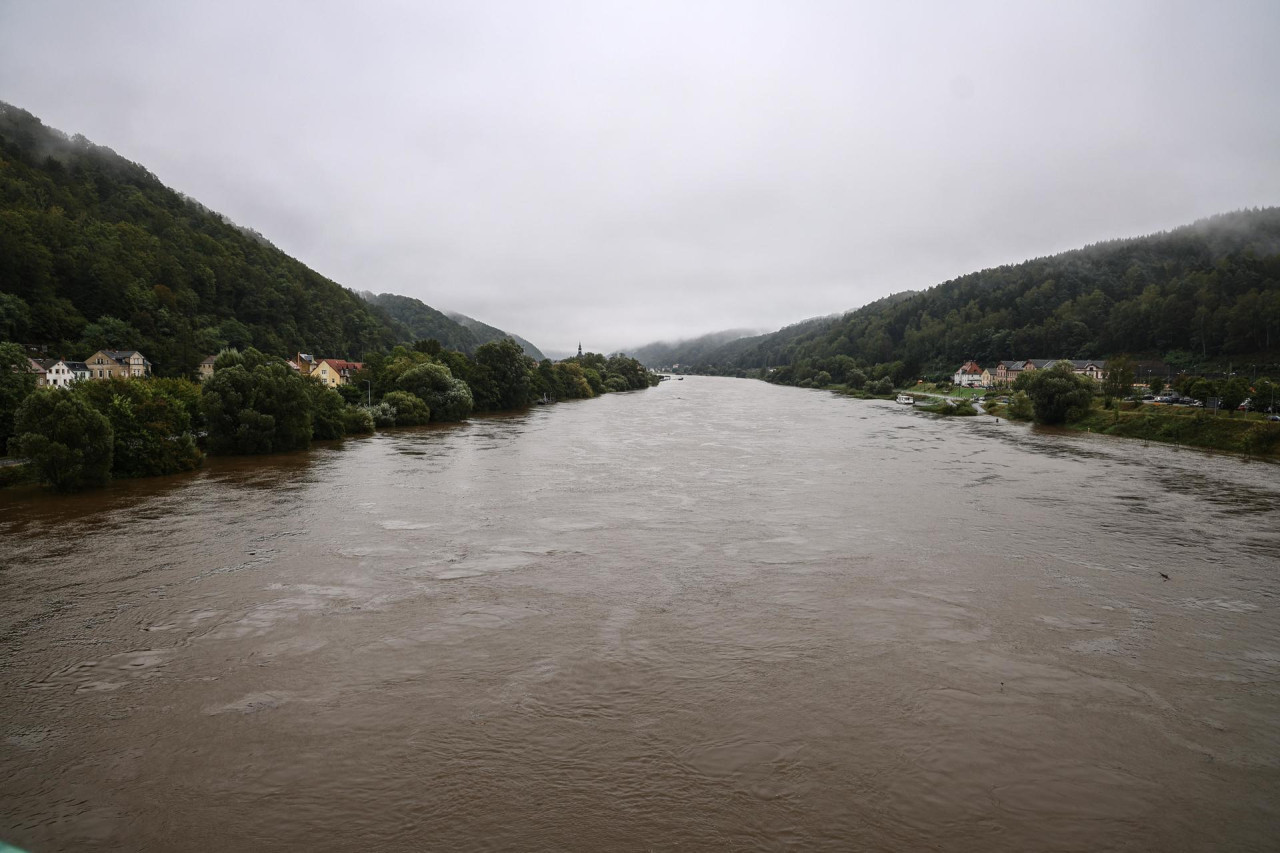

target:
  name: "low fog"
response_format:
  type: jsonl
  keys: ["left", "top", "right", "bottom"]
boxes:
{"left": 2, "top": 1, "right": 1278, "bottom": 353}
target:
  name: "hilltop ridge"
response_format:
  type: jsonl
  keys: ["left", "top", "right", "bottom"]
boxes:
{"left": 0, "top": 102, "right": 541, "bottom": 373}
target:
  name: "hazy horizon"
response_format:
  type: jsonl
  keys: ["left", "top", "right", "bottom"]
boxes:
{"left": 3, "top": 1, "right": 1278, "bottom": 354}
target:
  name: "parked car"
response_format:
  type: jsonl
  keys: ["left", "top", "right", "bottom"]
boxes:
{"left": 1268, "top": 415, "right": 1280, "bottom": 422}
{"left": 1141, "top": 394, "right": 1156, "bottom": 401}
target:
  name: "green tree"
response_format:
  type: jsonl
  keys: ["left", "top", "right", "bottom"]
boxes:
{"left": 303, "top": 379, "right": 348, "bottom": 441}
{"left": 397, "top": 362, "right": 473, "bottom": 422}
{"left": 473, "top": 338, "right": 534, "bottom": 410}
{"left": 1148, "top": 376, "right": 1166, "bottom": 397}
{"left": 342, "top": 406, "right": 375, "bottom": 435}
{"left": 0, "top": 294, "right": 30, "bottom": 341}
{"left": 10, "top": 389, "right": 114, "bottom": 491}
{"left": 1, "top": 341, "right": 38, "bottom": 453}
{"left": 201, "top": 352, "right": 313, "bottom": 454}
{"left": 1253, "top": 377, "right": 1278, "bottom": 413}
{"left": 364, "top": 402, "right": 397, "bottom": 427}
{"left": 74, "top": 377, "right": 202, "bottom": 478}
{"left": 1102, "top": 356, "right": 1135, "bottom": 408}
{"left": 78, "top": 315, "right": 142, "bottom": 353}
{"left": 1013, "top": 362, "right": 1096, "bottom": 424}
{"left": 382, "top": 390, "right": 432, "bottom": 426}
{"left": 1007, "top": 391, "right": 1034, "bottom": 420}
{"left": 1220, "top": 376, "right": 1250, "bottom": 416}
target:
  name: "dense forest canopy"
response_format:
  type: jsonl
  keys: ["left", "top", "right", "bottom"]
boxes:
{"left": 0, "top": 103, "right": 540, "bottom": 374}
{"left": 662, "top": 211, "right": 1280, "bottom": 377}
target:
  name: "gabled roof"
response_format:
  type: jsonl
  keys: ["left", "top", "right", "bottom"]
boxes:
{"left": 956, "top": 361, "right": 983, "bottom": 374}
{"left": 200, "top": 355, "right": 218, "bottom": 365}
{"left": 64, "top": 362, "right": 88, "bottom": 371}
{"left": 316, "top": 358, "right": 364, "bottom": 372}
{"left": 103, "top": 350, "right": 151, "bottom": 366}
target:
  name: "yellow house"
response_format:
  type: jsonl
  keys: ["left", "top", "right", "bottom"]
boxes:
{"left": 85, "top": 350, "right": 151, "bottom": 379}
{"left": 312, "top": 358, "right": 364, "bottom": 388}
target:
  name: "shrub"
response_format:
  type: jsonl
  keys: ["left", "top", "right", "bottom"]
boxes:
{"left": 382, "top": 391, "right": 432, "bottom": 426}
{"left": 398, "top": 363, "right": 473, "bottom": 422}
{"left": 341, "top": 406, "right": 375, "bottom": 435}
{"left": 1007, "top": 391, "right": 1034, "bottom": 420}
{"left": 364, "top": 402, "right": 397, "bottom": 428}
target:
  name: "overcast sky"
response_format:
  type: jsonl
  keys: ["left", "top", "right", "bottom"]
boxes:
{"left": 2, "top": 1, "right": 1278, "bottom": 355}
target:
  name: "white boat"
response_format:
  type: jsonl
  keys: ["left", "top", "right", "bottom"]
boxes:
{"left": 896, "top": 394, "right": 914, "bottom": 405}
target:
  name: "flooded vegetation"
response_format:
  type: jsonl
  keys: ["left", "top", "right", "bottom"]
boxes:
{"left": 3, "top": 377, "right": 1279, "bottom": 851}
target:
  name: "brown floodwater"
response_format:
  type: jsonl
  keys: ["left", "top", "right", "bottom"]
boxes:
{"left": 2, "top": 377, "right": 1279, "bottom": 851}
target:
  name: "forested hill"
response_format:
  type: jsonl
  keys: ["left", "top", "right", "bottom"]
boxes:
{"left": 629, "top": 328, "right": 760, "bottom": 368}
{"left": 354, "top": 294, "right": 544, "bottom": 359}
{"left": 445, "top": 310, "right": 545, "bottom": 361}
{"left": 0, "top": 103, "right": 538, "bottom": 376}
{"left": 682, "top": 210, "right": 1280, "bottom": 376}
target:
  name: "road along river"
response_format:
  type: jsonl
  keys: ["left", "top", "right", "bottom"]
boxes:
{"left": 2, "top": 376, "right": 1278, "bottom": 851}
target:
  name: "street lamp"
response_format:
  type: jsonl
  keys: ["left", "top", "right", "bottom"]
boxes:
{"left": 364, "top": 380, "right": 372, "bottom": 406}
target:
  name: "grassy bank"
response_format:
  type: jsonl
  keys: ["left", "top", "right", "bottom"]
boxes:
{"left": 1070, "top": 404, "right": 1280, "bottom": 456}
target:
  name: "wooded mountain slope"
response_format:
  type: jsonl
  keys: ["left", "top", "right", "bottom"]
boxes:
{"left": 0, "top": 103, "right": 540, "bottom": 375}
{"left": 680, "top": 210, "right": 1280, "bottom": 374}
{"left": 445, "top": 310, "right": 545, "bottom": 360}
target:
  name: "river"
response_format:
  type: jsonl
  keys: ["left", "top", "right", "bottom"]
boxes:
{"left": 2, "top": 376, "right": 1278, "bottom": 851}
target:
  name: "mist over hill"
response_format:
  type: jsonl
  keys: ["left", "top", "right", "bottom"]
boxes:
{"left": 628, "top": 328, "right": 761, "bottom": 368}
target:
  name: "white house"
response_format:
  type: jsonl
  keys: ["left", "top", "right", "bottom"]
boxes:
{"left": 953, "top": 361, "right": 985, "bottom": 387}
{"left": 39, "top": 358, "right": 90, "bottom": 388}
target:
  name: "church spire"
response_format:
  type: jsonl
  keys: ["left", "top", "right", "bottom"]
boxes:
{"left": 577, "top": 342, "right": 582, "bottom": 358}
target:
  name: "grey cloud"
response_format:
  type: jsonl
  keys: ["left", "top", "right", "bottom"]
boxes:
{"left": 2, "top": 0, "right": 1278, "bottom": 353}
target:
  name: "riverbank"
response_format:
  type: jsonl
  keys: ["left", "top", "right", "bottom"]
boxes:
{"left": 1070, "top": 403, "right": 1280, "bottom": 456}
{"left": 981, "top": 398, "right": 1280, "bottom": 457}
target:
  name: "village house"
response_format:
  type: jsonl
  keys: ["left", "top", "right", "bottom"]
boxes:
{"left": 24, "top": 357, "right": 47, "bottom": 387}
{"left": 952, "top": 360, "right": 984, "bottom": 387}
{"left": 294, "top": 353, "right": 317, "bottom": 377}
{"left": 311, "top": 357, "right": 364, "bottom": 388}
{"left": 85, "top": 350, "right": 151, "bottom": 379}
{"left": 198, "top": 355, "right": 218, "bottom": 381}
{"left": 40, "top": 358, "right": 90, "bottom": 388}
{"left": 986, "top": 358, "right": 1108, "bottom": 388}
{"left": 992, "top": 360, "right": 1024, "bottom": 386}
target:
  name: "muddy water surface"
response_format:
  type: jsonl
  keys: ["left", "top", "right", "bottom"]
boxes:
{"left": 2, "top": 377, "right": 1279, "bottom": 851}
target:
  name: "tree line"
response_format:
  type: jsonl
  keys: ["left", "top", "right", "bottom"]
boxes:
{"left": 1, "top": 338, "right": 657, "bottom": 492}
